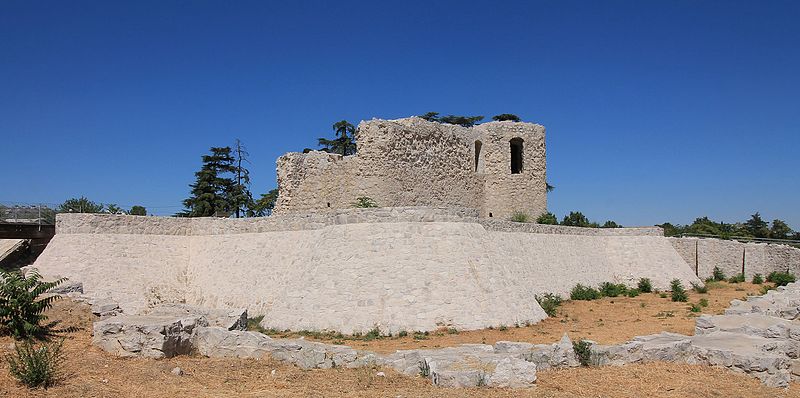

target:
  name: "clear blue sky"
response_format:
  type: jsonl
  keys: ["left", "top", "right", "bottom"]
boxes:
{"left": 2, "top": 1, "right": 798, "bottom": 227}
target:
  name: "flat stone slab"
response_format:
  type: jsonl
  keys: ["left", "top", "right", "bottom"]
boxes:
{"left": 696, "top": 314, "right": 800, "bottom": 340}
{"left": 385, "top": 344, "right": 536, "bottom": 388}
{"left": 690, "top": 331, "right": 793, "bottom": 387}
{"left": 145, "top": 304, "right": 247, "bottom": 331}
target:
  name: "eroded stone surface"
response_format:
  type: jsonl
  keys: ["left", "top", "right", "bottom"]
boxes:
{"left": 93, "top": 314, "right": 206, "bottom": 359}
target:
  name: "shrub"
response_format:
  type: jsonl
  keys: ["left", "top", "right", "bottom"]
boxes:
{"left": 752, "top": 274, "right": 764, "bottom": 284}
{"left": 626, "top": 289, "right": 640, "bottom": 298}
{"left": 0, "top": 271, "right": 74, "bottom": 340}
{"left": 699, "top": 298, "right": 709, "bottom": 307}
{"left": 418, "top": 360, "right": 430, "bottom": 377}
{"left": 536, "top": 293, "right": 563, "bottom": 317}
{"left": 573, "top": 340, "right": 593, "bottom": 366}
{"left": 398, "top": 330, "right": 408, "bottom": 337}
{"left": 570, "top": 284, "right": 601, "bottom": 301}
{"left": 728, "top": 273, "right": 745, "bottom": 284}
{"left": 352, "top": 196, "right": 378, "bottom": 208}
{"left": 6, "top": 339, "right": 64, "bottom": 388}
{"left": 670, "top": 279, "right": 688, "bottom": 302}
{"left": 246, "top": 315, "right": 272, "bottom": 334}
{"left": 689, "top": 303, "right": 701, "bottom": 313}
{"left": 766, "top": 272, "right": 796, "bottom": 287}
{"left": 599, "top": 282, "right": 627, "bottom": 297}
{"left": 364, "top": 326, "right": 382, "bottom": 341}
{"left": 760, "top": 285, "right": 775, "bottom": 295}
{"left": 659, "top": 292, "right": 668, "bottom": 298}
{"left": 691, "top": 282, "right": 708, "bottom": 294}
{"left": 510, "top": 211, "right": 529, "bottom": 223}
{"left": 712, "top": 267, "right": 725, "bottom": 282}
{"left": 536, "top": 212, "right": 558, "bottom": 225}
{"left": 637, "top": 278, "right": 653, "bottom": 293}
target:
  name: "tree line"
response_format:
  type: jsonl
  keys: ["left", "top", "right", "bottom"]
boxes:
{"left": 0, "top": 198, "right": 147, "bottom": 224}
{"left": 181, "top": 140, "right": 278, "bottom": 218}
{"left": 660, "top": 212, "right": 797, "bottom": 240}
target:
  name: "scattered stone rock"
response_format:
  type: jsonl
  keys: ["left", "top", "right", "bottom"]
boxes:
{"left": 170, "top": 367, "right": 184, "bottom": 376}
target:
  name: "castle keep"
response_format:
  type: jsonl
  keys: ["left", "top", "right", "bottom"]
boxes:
{"left": 275, "top": 117, "right": 547, "bottom": 219}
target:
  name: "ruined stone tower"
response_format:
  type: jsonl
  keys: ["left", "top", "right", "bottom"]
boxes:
{"left": 274, "top": 117, "right": 547, "bottom": 219}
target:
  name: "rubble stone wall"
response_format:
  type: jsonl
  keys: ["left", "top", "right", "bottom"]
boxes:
{"left": 274, "top": 117, "right": 547, "bottom": 220}
{"left": 669, "top": 237, "right": 800, "bottom": 279}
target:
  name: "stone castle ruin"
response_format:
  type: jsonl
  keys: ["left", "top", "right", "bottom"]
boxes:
{"left": 26, "top": 116, "right": 800, "bottom": 388}
{"left": 275, "top": 117, "right": 547, "bottom": 219}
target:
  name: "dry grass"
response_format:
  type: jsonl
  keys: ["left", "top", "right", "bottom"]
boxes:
{"left": 284, "top": 281, "right": 766, "bottom": 353}
{"left": 2, "top": 282, "right": 797, "bottom": 398}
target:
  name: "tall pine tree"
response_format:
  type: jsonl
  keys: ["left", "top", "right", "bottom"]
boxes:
{"left": 183, "top": 147, "right": 236, "bottom": 217}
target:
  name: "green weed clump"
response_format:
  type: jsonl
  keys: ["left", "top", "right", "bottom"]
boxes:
{"left": 353, "top": 196, "right": 378, "bottom": 208}
{"left": 510, "top": 211, "right": 530, "bottom": 223}
{"left": 752, "top": 274, "right": 764, "bottom": 284}
{"left": 728, "top": 273, "right": 745, "bottom": 284}
{"left": 536, "top": 293, "right": 563, "bottom": 317}
{"left": 570, "top": 284, "right": 601, "bottom": 301}
{"left": 572, "top": 340, "right": 593, "bottom": 366}
{"left": 689, "top": 303, "right": 701, "bottom": 313}
{"left": 599, "top": 282, "right": 627, "bottom": 298}
{"left": 766, "top": 272, "right": 796, "bottom": 287}
{"left": 691, "top": 282, "right": 708, "bottom": 294}
{"left": 6, "top": 339, "right": 64, "bottom": 389}
{"left": 670, "top": 279, "right": 688, "bottom": 302}
{"left": 626, "top": 289, "right": 640, "bottom": 298}
{"left": 712, "top": 267, "right": 726, "bottom": 282}
{"left": 637, "top": 278, "right": 653, "bottom": 293}
{"left": 699, "top": 298, "right": 709, "bottom": 307}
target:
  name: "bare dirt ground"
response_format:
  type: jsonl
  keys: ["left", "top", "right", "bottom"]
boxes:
{"left": 3, "top": 281, "right": 799, "bottom": 398}
{"left": 278, "top": 281, "right": 766, "bottom": 353}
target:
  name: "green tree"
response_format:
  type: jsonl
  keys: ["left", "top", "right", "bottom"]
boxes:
{"left": 561, "top": 211, "right": 591, "bottom": 227}
{"left": 546, "top": 182, "right": 555, "bottom": 193}
{"left": 105, "top": 204, "right": 124, "bottom": 214}
{"left": 744, "top": 212, "right": 770, "bottom": 238}
{"left": 251, "top": 189, "right": 278, "bottom": 217}
{"left": 129, "top": 206, "right": 147, "bottom": 216}
{"left": 602, "top": 220, "right": 621, "bottom": 228}
{"left": 418, "top": 112, "right": 484, "bottom": 127}
{"left": 230, "top": 139, "right": 255, "bottom": 218}
{"left": 56, "top": 197, "right": 104, "bottom": 213}
{"left": 318, "top": 120, "right": 356, "bottom": 156}
{"left": 492, "top": 114, "right": 521, "bottom": 122}
{"left": 438, "top": 115, "right": 483, "bottom": 127}
{"left": 536, "top": 212, "right": 558, "bottom": 225}
{"left": 420, "top": 112, "right": 440, "bottom": 122}
{"left": 770, "top": 219, "right": 794, "bottom": 240}
{"left": 183, "top": 147, "right": 236, "bottom": 217}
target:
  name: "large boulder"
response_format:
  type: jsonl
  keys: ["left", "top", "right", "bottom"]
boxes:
{"left": 93, "top": 314, "right": 206, "bottom": 358}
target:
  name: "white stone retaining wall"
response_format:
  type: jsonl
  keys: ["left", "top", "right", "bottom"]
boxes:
{"left": 34, "top": 212, "right": 701, "bottom": 333}
{"left": 669, "top": 237, "right": 800, "bottom": 280}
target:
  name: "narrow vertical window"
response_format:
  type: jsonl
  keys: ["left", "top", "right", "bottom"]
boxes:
{"left": 510, "top": 138, "right": 524, "bottom": 174}
{"left": 474, "top": 140, "right": 483, "bottom": 173}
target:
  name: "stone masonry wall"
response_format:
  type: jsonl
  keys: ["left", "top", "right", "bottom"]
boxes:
{"left": 53, "top": 211, "right": 663, "bottom": 237}
{"left": 274, "top": 117, "right": 547, "bottom": 220}
{"left": 32, "top": 212, "right": 704, "bottom": 334}
{"left": 669, "top": 237, "right": 800, "bottom": 280}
